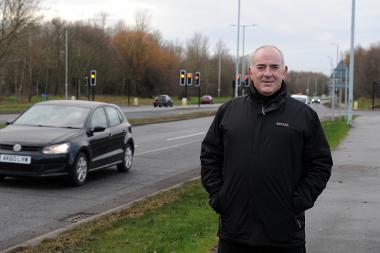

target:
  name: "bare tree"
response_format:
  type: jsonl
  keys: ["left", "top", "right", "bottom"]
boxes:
{"left": 185, "top": 32, "right": 209, "bottom": 95}
{"left": 0, "top": 0, "right": 40, "bottom": 64}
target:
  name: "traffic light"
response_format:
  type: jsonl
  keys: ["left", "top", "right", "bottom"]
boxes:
{"left": 187, "top": 72, "right": 193, "bottom": 85}
{"left": 180, "top": 70, "right": 186, "bottom": 86}
{"left": 244, "top": 75, "right": 249, "bottom": 87}
{"left": 195, "top": 72, "right": 200, "bottom": 86}
{"left": 90, "top": 70, "right": 96, "bottom": 86}
{"left": 236, "top": 74, "right": 241, "bottom": 86}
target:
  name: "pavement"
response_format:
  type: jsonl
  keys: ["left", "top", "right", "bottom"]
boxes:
{"left": 307, "top": 110, "right": 380, "bottom": 252}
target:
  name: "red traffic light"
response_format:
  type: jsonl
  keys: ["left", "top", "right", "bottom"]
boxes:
{"left": 187, "top": 72, "right": 192, "bottom": 85}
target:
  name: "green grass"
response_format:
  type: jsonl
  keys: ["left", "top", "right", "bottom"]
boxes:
{"left": 12, "top": 180, "right": 219, "bottom": 253}
{"left": 8, "top": 117, "right": 350, "bottom": 253}
{"left": 356, "top": 97, "right": 380, "bottom": 109}
{"left": 321, "top": 117, "right": 350, "bottom": 149}
{"left": 79, "top": 182, "right": 218, "bottom": 253}
{"left": 129, "top": 111, "right": 216, "bottom": 125}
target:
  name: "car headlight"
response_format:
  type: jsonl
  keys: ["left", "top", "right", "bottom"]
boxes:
{"left": 42, "top": 143, "right": 71, "bottom": 154}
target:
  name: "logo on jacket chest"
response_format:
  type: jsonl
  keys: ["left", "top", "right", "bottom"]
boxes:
{"left": 276, "top": 122, "right": 289, "bottom": 127}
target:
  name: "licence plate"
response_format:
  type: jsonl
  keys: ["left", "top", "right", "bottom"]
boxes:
{"left": 0, "top": 154, "right": 31, "bottom": 164}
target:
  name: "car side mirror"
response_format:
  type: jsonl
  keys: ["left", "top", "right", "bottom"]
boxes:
{"left": 5, "top": 121, "right": 12, "bottom": 125}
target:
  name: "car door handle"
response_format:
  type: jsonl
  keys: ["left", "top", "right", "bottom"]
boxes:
{"left": 108, "top": 133, "right": 113, "bottom": 137}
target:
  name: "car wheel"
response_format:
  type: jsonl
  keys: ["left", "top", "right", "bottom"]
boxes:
{"left": 117, "top": 143, "right": 133, "bottom": 172}
{"left": 154, "top": 104, "right": 157, "bottom": 107}
{"left": 68, "top": 152, "right": 88, "bottom": 186}
{"left": 159, "top": 105, "right": 161, "bottom": 107}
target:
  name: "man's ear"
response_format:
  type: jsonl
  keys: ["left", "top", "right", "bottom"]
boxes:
{"left": 282, "top": 65, "right": 288, "bottom": 79}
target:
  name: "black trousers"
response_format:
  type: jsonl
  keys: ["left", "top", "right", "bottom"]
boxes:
{"left": 218, "top": 239, "right": 306, "bottom": 253}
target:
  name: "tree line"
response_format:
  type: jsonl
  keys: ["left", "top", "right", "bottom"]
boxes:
{"left": 0, "top": 0, "right": 379, "bottom": 101}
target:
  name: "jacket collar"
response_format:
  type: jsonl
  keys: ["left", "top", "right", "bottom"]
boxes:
{"left": 249, "top": 81, "right": 287, "bottom": 116}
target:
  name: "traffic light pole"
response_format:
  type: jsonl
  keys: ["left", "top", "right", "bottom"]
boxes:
{"left": 198, "top": 85, "right": 201, "bottom": 107}
{"left": 127, "top": 79, "right": 131, "bottom": 106}
{"left": 92, "top": 86, "right": 95, "bottom": 101}
{"left": 87, "top": 77, "right": 90, "bottom": 101}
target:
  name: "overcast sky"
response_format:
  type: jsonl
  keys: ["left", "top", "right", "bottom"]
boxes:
{"left": 42, "top": 0, "right": 379, "bottom": 75}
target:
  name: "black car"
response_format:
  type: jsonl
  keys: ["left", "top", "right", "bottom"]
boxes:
{"left": 0, "top": 100, "right": 134, "bottom": 186}
{"left": 153, "top": 95, "right": 173, "bottom": 107}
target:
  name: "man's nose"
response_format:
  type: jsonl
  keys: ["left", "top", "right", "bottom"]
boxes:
{"left": 263, "top": 67, "right": 272, "bottom": 76}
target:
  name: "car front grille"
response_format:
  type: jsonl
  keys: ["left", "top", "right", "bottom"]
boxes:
{"left": 0, "top": 144, "right": 42, "bottom": 152}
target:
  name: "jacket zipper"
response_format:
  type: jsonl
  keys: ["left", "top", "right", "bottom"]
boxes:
{"left": 260, "top": 89, "right": 286, "bottom": 115}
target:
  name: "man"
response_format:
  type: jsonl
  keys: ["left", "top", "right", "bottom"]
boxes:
{"left": 200, "top": 45, "right": 333, "bottom": 253}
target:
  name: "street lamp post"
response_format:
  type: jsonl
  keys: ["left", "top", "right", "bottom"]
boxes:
{"left": 234, "top": 0, "right": 241, "bottom": 98}
{"left": 330, "top": 43, "right": 339, "bottom": 66}
{"left": 65, "top": 28, "right": 68, "bottom": 100}
{"left": 348, "top": 0, "right": 356, "bottom": 126}
{"left": 231, "top": 23, "right": 258, "bottom": 95}
{"left": 241, "top": 24, "right": 257, "bottom": 95}
{"left": 328, "top": 56, "right": 335, "bottom": 120}
{"left": 331, "top": 43, "right": 339, "bottom": 117}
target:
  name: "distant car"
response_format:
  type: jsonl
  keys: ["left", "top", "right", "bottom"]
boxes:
{"left": 291, "top": 94, "right": 310, "bottom": 104}
{"left": 0, "top": 100, "right": 134, "bottom": 186}
{"left": 153, "top": 95, "right": 173, "bottom": 107}
{"left": 200, "top": 95, "right": 213, "bottom": 104}
{"left": 311, "top": 97, "right": 321, "bottom": 104}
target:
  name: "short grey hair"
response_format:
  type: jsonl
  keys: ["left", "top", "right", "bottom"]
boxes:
{"left": 250, "top": 45, "right": 285, "bottom": 66}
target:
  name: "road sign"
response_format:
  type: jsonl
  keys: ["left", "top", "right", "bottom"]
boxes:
{"left": 334, "top": 82, "right": 348, "bottom": 89}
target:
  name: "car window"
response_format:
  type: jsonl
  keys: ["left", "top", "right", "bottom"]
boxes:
{"left": 105, "top": 107, "right": 122, "bottom": 127}
{"left": 13, "top": 105, "right": 90, "bottom": 128}
{"left": 91, "top": 108, "right": 108, "bottom": 128}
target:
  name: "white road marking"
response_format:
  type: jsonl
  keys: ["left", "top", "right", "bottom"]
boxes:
{"left": 166, "top": 131, "right": 206, "bottom": 141}
{"left": 135, "top": 140, "right": 200, "bottom": 156}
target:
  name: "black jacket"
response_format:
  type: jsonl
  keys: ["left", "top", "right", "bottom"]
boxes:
{"left": 200, "top": 83, "right": 333, "bottom": 247}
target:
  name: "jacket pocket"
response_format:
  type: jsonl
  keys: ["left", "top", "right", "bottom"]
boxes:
{"left": 263, "top": 209, "right": 298, "bottom": 242}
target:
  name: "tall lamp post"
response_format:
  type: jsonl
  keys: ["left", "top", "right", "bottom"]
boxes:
{"left": 330, "top": 43, "right": 339, "bottom": 66}
{"left": 231, "top": 23, "right": 258, "bottom": 95}
{"left": 241, "top": 24, "right": 257, "bottom": 95}
{"left": 328, "top": 56, "right": 335, "bottom": 120}
{"left": 331, "top": 43, "right": 341, "bottom": 115}
{"left": 234, "top": 0, "right": 241, "bottom": 98}
{"left": 348, "top": 0, "right": 356, "bottom": 126}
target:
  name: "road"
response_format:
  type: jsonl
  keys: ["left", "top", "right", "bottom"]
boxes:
{"left": 0, "top": 102, "right": 348, "bottom": 251}
{"left": 0, "top": 116, "right": 212, "bottom": 251}
{"left": 0, "top": 104, "right": 220, "bottom": 123}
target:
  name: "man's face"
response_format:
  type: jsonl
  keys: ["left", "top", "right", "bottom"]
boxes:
{"left": 250, "top": 47, "right": 288, "bottom": 96}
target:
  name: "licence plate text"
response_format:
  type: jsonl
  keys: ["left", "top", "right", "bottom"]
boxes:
{"left": 0, "top": 154, "right": 31, "bottom": 164}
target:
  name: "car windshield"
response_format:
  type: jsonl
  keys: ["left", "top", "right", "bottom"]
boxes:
{"left": 13, "top": 104, "right": 90, "bottom": 128}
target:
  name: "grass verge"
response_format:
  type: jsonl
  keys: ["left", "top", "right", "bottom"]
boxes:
{"left": 10, "top": 180, "right": 219, "bottom": 253}
{"left": 321, "top": 117, "right": 350, "bottom": 149}
{"left": 128, "top": 111, "right": 216, "bottom": 125}
{"left": 7, "top": 118, "right": 350, "bottom": 253}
